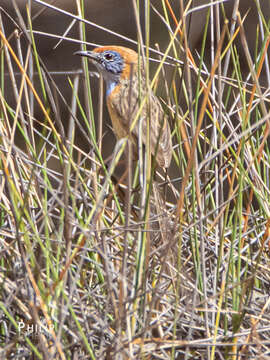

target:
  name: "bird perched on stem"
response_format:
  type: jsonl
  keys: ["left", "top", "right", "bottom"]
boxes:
{"left": 75, "top": 46, "right": 172, "bottom": 168}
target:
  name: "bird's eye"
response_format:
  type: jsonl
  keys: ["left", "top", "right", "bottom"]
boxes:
{"left": 104, "top": 53, "right": 114, "bottom": 61}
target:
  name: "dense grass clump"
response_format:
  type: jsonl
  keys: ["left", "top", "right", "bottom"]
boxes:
{"left": 0, "top": 1, "right": 270, "bottom": 359}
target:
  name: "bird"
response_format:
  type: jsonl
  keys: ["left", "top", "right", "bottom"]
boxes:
{"left": 75, "top": 46, "right": 172, "bottom": 168}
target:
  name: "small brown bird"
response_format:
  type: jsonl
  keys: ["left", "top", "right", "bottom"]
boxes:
{"left": 75, "top": 46, "right": 172, "bottom": 168}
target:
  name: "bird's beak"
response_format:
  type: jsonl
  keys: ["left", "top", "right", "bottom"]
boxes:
{"left": 74, "top": 50, "right": 100, "bottom": 62}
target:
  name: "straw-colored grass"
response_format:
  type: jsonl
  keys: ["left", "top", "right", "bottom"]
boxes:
{"left": 0, "top": 1, "right": 270, "bottom": 359}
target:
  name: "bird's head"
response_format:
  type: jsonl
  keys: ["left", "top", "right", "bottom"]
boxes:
{"left": 75, "top": 46, "right": 138, "bottom": 95}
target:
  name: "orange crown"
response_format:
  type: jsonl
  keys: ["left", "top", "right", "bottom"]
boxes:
{"left": 93, "top": 46, "right": 139, "bottom": 80}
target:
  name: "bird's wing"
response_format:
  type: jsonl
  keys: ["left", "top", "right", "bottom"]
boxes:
{"left": 128, "top": 88, "right": 172, "bottom": 168}
{"left": 109, "top": 79, "right": 172, "bottom": 167}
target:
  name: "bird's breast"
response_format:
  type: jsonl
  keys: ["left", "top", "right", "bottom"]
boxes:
{"left": 106, "top": 81, "right": 117, "bottom": 96}
{"left": 106, "top": 87, "right": 129, "bottom": 139}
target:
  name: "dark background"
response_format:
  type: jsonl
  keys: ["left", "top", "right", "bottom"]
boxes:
{"left": 2, "top": 0, "right": 270, "bottom": 161}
